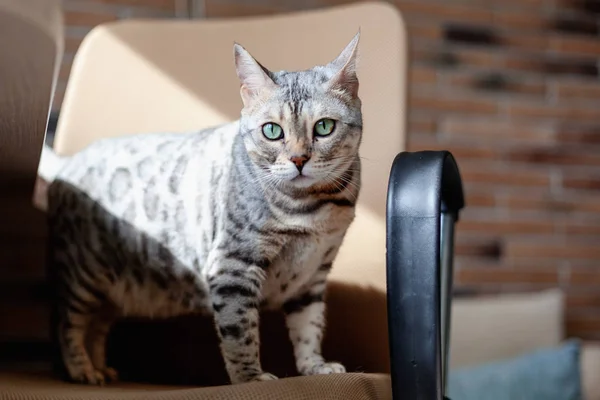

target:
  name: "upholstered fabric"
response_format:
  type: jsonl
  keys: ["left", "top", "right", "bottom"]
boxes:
{"left": 0, "top": 372, "right": 391, "bottom": 400}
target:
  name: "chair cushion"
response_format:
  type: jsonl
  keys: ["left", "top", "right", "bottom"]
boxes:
{"left": 447, "top": 339, "right": 582, "bottom": 400}
{"left": 0, "top": 371, "right": 391, "bottom": 400}
{"left": 449, "top": 289, "right": 564, "bottom": 369}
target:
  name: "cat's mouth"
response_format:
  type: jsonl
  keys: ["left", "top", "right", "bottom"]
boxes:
{"left": 290, "top": 174, "right": 317, "bottom": 186}
{"left": 292, "top": 174, "right": 310, "bottom": 181}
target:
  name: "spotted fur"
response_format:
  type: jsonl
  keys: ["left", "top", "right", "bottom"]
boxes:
{"left": 41, "top": 33, "right": 362, "bottom": 385}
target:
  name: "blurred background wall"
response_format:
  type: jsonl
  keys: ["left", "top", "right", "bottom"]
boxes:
{"left": 51, "top": 0, "right": 600, "bottom": 342}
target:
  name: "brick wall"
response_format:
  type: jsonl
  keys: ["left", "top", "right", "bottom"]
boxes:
{"left": 393, "top": 0, "right": 600, "bottom": 341}
{"left": 53, "top": 0, "right": 600, "bottom": 340}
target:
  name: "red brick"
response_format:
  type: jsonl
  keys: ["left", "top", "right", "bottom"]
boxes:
{"left": 570, "top": 267, "right": 600, "bottom": 286}
{"left": 550, "top": 36, "right": 600, "bottom": 57}
{"left": 490, "top": 0, "right": 548, "bottom": 6}
{"left": 455, "top": 236, "right": 502, "bottom": 258}
{"left": 465, "top": 191, "right": 496, "bottom": 207}
{"left": 507, "top": 146, "right": 600, "bottom": 166}
{"left": 461, "top": 167, "right": 551, "bottom": 187}
{"left": 449, "top": 145, "right": 500, "bottom": 161}
{"left": 567, "top": 313, "right": 600, "bottom": 337}
{"left": 556, "top": 81, "right": 600, "bottom": 100}
{"left": 503, "top": 193, "right": 558, "bottom": 211}
{"left": 567, "top": 291, "right": 600, "bottom": 308}
{"left": 410, "top": 66, "right": 437, "bottom": 85}
{"left": 508, "top": 102, "right": 598, "bottom": 122}
{"left": 504, "top": 193, "right": 600, "bottom": 213}
{"left": 503, "top": 55, "right": 597, "bottom": 77}
{"left": 556, "top": 126, "right": 600, "bottom": 145}
{"left": 395, "top": 0, "right": 493, "bottom": 23}
{"left": 445, "top": 72, "right": 546, "bottom": 96}
{"left": 457, "top": 267, "right": 559, "bottom": 284}
{"left": 459, "top": 217, "right": 556, "bottom": 235}
{"left": 506, "top": 241, "right": 600, "bottom": 260}
{"left": 411, "top": 94, "right": 498, "bottom": 114}
{"left": 64, "top": 10, "right": 118, "bottom": 27}
{"left": 407, "top": 140, "right": 500, "bottom": 161}
{"left": 440, "top": 0, "right": 545, "bottom": 6}
{"left": 441, "top": 118, "right": 553, "bottom": 144}
{"left": 558, "top": 198, "right": 600, "bottom": 213}
{"left": 455, "top": 48, "right": 502, "bottom": 68}
{"left": 65, "top": 36, "right": 84, "bottom": 54}
{"left": 493, "top": 11, "right": 547, "bottom": 30}
{"left": 205, "top": 2, "right": 281, "bottom": 17}
{"left": 410, "top": 46, "right": 501, "bottom": 69}
{"left": 504, "top": 56, "right": 546, "bottom": 73}
{"left": 502, "top": 32, "right": 548, "bottom": 51}
{"left": 563, "top": 176, "right": 600, "bottom": 191}
{"left": 407, "top": 22, "right": 443, "bottom": 40}
{"left": 93, "top": 0, "right": 176, "bottom": 10}
{"left": 409, "top": 116, "right": 437, "bottom": 134}
{"left": 564, "top": 220, "right": 600, "bottom": 235}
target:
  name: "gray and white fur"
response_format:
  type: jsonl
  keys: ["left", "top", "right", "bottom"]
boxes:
{"left": 39, "top": 32, "right": 362, "bottom": 385}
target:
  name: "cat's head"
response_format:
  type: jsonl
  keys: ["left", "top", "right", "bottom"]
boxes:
{"left": 234, "top": 33, "right": 362, "bottom": 190}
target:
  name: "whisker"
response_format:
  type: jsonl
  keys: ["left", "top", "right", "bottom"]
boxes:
{"left": 336, "top": 177, "right": 360, "bottom": 194}
{"left": 335, "top": 174, "right": 360, "bottom": 190}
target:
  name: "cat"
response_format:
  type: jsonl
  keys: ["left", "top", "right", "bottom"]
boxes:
{"left": 38, "top": 32, "right": 362, "bottom": 386}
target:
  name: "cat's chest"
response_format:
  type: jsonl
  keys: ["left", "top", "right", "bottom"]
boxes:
{"left": 261, "top": 233, "right": 341, "bottom": 307}
{"left": 277, "top": 202, "right": 356, "bottom": 236}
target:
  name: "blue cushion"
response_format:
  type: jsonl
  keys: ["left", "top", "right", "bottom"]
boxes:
{"left": 447, "top": 340, "right": 583, "bottom": 400}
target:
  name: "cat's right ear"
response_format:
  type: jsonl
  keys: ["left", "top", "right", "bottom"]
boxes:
{"left": 233, "top": 43, "right": 276, "bottom": 106}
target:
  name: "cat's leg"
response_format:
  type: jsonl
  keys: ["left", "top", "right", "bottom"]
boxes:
{"left": 283, "top": 263, "right": 345, "bottom": 376}
{"left": 54, "top": 264, "right": 111, "bottom": 385}
{"left": 87, "top": 309, "right": 118, "bottom": 382}
{"left": 57, "top": 305, "right": 108, "bottom": 385}
{"left": 208, "top": 260, "right": 276, "bottom": 384}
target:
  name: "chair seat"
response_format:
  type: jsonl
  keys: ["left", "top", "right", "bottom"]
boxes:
{"left": 0, "top": 371, "right": 391, "bottom": 400}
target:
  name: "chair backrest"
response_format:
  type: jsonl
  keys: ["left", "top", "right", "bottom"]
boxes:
{"left": 53, "top": 2, "right": 408, "bottom": 377}
{"left": 0, "top": 0, "right": 62, "bottom": 347}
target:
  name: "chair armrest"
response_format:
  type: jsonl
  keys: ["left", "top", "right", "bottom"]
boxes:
{"left": 386, "top": 151, "right": 465, "bottom": 400}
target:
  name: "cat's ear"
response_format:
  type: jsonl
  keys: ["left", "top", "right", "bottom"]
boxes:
{"left": 326, "top": 31, "right": 360, "bottom": 98}
{"left": 233, "top": 43, "right": 277, "bottom": 106}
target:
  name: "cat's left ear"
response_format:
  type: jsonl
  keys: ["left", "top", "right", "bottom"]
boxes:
{"left": 233, "top": 43, "right": 277, "bottom": 106}
{"left": 326, "top": 31, "right": 360, "bottom": 98}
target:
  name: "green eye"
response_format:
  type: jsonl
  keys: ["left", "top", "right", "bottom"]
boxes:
{"left": 262, "top": 123, "right": 283, "bottom": 140}
{"left": 314, "top": 118, "right": 336, "bottom": 137}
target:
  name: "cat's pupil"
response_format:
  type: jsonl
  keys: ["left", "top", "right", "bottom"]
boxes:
{"left": 262, "top": 123, "right": 283, "bottom": 140}
{"left": 315, "top": 119, "right": 335, "bottom": 136}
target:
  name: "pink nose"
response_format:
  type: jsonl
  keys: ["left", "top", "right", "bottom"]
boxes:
{"left": 290, "top": 155, "right": 310, "bottom": 172}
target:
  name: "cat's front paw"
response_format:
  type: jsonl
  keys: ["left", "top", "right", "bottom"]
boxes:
{"left": 67, "top": 365, "right": 119, "bottom": 385}
{"left": 101, "top": 367, "right": 119, "bottom": 383}
{"left": 251, "top": 372, "right": 279, "bottom": 382}
{"left": 230, "top": 371, "right": 279, "bottom": 384}
{"left": 302, "top": 361, "right": 346, "bottom": 376}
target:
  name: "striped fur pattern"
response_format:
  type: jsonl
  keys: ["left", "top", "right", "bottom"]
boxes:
{"left": 44, "top": 33, "right": 362, "bottom": 385}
